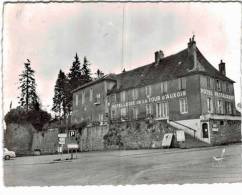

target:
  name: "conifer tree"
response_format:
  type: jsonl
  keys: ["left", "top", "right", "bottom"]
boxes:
{"left": 81, "top": 56, "right": 92, "bottom": 83}
{"left": 52, "top": 70, "right": 69, "bottom": 119}
{"left": 68, "top": 53, "right": 82, "bottom": 91}
{"left": 18, "top": 59, "right": 39, "bottom": 111}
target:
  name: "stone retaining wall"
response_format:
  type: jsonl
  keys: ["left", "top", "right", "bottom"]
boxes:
{"left": 210, "top": 119, "right": 241, "bottom": 145}
{"left": 79, "top": 125, "right": 109, "bottom": 151}
{"left": 78, "top": 119, "right": 179, "bottom": 151}
{"left": 31, "top": 128, "right": 59, "bottom": 154}
{"left": 5, "top": 123, "right": 36, "bottom": 155}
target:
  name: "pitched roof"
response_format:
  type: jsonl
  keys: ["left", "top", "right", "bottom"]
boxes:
{"left": 72, "top": 45, "right": 234, "bottom": 94}
{"left": 109, "top": 46, "right": 234, "bottom": 93}
{"left": 71, "top": 74, "right": 116, "bottom": 93}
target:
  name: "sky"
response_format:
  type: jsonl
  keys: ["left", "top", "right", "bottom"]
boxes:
{"left": 2, "top": 2, "right": 241, "bottom": 115}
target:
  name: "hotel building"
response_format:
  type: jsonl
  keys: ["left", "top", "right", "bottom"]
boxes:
{"left": 71, "top": 37, "right": 241, "bottom": 146}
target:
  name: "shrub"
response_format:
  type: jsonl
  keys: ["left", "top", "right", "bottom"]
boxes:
{"left": 4, "top": 107, "right": 51, "bottom": 131}
{"left": 26, "top": 109, "right": 51, "bottom": 131}
{"left": 103, "top": 127, "right": 123, "bottom": 147}
{"left": 4, "top": 107, "right": 28, "bottom": 124}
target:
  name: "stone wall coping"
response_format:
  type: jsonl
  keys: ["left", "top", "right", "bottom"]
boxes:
{"left": 200, "top": 114, "right": 241, "bottom": 121}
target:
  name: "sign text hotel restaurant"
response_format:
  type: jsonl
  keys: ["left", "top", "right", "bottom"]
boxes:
{"left": 111, "top": 89, "right": 234, "bottom": 109}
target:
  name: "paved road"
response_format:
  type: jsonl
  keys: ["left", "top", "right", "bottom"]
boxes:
{"left": 4, "top": 143, "right": 242, "bottom": 186}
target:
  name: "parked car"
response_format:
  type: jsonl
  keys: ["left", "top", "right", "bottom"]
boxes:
{"left": 3, "top": 148, "right": 16, "bottom": 160}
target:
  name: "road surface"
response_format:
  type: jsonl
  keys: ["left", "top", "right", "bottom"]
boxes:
{"left": 4, "top": 143, "right": 242, "bottom": 186}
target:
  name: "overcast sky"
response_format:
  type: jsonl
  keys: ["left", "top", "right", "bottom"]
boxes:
{"left": 3, "top": 2, "right": 241, "bottom": 114}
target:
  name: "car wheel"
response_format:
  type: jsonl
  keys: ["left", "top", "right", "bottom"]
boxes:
{"left": 5, "top": 155, "right": 10, "bottom": 160}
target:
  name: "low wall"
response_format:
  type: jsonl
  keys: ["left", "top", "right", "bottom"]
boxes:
{"left": 209, "top": 119, "right": 241, "bottom": 145}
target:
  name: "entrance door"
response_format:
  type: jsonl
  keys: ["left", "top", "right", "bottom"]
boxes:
{"left": 202, "top": 123, "right": 209, "bottom": 138}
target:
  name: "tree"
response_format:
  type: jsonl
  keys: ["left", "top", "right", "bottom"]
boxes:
{"left": 18, "top": 59, "right": 39, "bottom": 111}
{"left": 81, "top": 56, "right": 92, "bottom": 83}
{"left": 68, "top": 53, "right": 82, "bottom": 91}
{"left": 52, "top": 70, "right": 69, "bottom": 119}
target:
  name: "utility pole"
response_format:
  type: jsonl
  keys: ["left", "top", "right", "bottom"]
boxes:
{"left": 121, "top": 4, "right": 126, "bottom": 72}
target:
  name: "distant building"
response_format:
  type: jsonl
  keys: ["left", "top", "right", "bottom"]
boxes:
{"left": 71, "top": 37, "right": 241, "bottom": 146}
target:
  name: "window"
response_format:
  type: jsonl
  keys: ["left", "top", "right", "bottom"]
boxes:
{"left": 161, "top": 81, "right": 168, "bottom": 93}
{"left": 95, "top": 93, "right": 101, "bottom": 104}
{"left": 156, "top": 103, "right": 162, "bottom": 118}
{"left": 121, "top": 107, "right": 127, "bottom": 118}
{"left": 120, "top": 91, "right": 126, "bottom": 102}
{"left": 112, "top": 94, "right": 116, "bottom": 102}
{"left": 98, "top": 114, "right": 103, "bottom": 122}
{"left": 82, "top": 91, "right": 85, "bottom": 104}
{"left": 161, "top": 102, "right": 168, "bottom": 117}
{"left": 226, "top": 82, "right": 230, "bottom": 93}
{"left": 179, "top": 98, "right": 188, "bottom": 114}
{"left": 216, "top": 80, "right": 222, "bottom": 91}
{"left": 132, "top": 89, "right": 138, "bottom": 100}
{"left": 207, "top": 77, "right": 212, "bottom": 89}
{"left": 146, "top": 104, "right": 153, "bottom": 116}
{"left": 217, "top": 99, "right": 223, "bottom": 114}
{"left": 225, "top": 101, "right": 232, "bottom": 115}
{"left": 145, "top": 85, "right": 152, "bottom": 97}
{"left": 111, "top": 108, "right": 116, "bottom": 119}
{"left": 90, "top": 88, "right": 93, "bottom": 102}
{"left": 178, "top": 77, "right": 186, "bottom": 90}
{"left": 207, "top": 97, "right": 213, "bottom": 113}
{"left": 156, "top": 102, "right": 168, "bottom": 118}
{"left": 132, "top": 107, "right": 139, "bottom": 119}
{"left": 75, "top": 94, "right": 78, "bottom": 106}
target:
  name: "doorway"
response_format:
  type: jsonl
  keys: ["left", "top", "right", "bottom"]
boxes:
{"left": 202, "top": 123, "right": 209, "bottom": 138}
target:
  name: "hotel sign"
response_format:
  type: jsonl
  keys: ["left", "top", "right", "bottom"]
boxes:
{"left": 200, "top": 88, "right": 234, "bottom": 100}
{"left": 112, "top": 91, "right": 186, "bottom": 108}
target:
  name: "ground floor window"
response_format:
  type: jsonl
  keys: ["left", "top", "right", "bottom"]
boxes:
{"left": 132, "top": 107, "right": 139, "bottom": 119}
{"left": 121, "top": 107, "right": 127, "bottom": 118}
{"left": 146, "top": 104, "right": 153, "bottom": 116}
{"left": 156, "top": 101, "right": 168, "bottom": 118}
{"left": 179, "top": 98, "right": 188, "bottom": 114}
{"left": 98, "top": 114, "right": 103, "bottom": 122}
{"left": 111, "top": 108, "right": 116, "bottom": 119}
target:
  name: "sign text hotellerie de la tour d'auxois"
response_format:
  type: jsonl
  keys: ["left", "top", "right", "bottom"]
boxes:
{"left": 111, "top": 91, "right": 186, "bottom": 109}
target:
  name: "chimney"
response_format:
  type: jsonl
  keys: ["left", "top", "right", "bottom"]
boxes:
{"left": 154, "top": 50, "right": 164, "bottom": 65}
{"left": 188, "top": 35, "right": 196, "bottom": 55}
{"left": 187, "top": 35, "right": 198, "bottom": 70}
{"left": 219, "top": 60, "right": 226, "bottom": 75}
